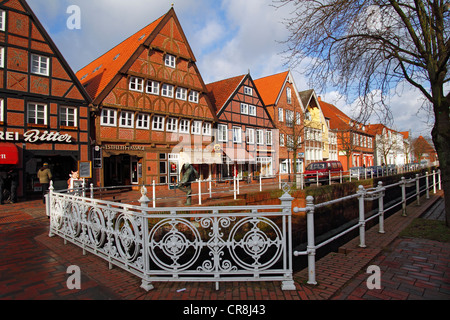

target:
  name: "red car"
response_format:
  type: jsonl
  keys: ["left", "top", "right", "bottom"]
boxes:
{"left": 304, "top": 161, "right": 343, "bottom": 186}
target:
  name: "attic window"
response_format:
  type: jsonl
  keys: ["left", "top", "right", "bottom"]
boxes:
{"left": 138, "top": 34, "right": 146, "bottom": 41}
{"left": 113, "top": 54, "right": 120, "bottom": 60}
{"left": 81, "top": 74, "right": 88, "bottom": 80}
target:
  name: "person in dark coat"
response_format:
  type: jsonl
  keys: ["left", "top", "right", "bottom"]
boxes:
{"left": 7, "top": 167, "right": 19, "bottom": 203}
{"left": 177, "top": 162, "right": 198, "bottom": 206}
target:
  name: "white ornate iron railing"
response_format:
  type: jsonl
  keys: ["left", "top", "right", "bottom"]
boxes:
{"left": 48, "top": 184, "right": 296, "bottom": 291}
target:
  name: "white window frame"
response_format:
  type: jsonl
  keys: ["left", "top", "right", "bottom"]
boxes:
{"left": 152, "top": 115, "right": 165, "bottom": 131}
{"left": 278, "top": 108, "right": 284, "bottom": 122}
{"left": 27, "top": 102, "right": 47, "bottom": 125}
{"left": 249, "top": 105, "right": 256, "bottom": 116}
{"left": 119, "top": 111, "right": 134, "bottom": 128}
{"left": 244, "top": 86, "right": 253, "bottom": 96}
{"left": 161, "top": 84, "right": 174, "bottom": 98}
{"left": 166, "top": 118, "right": 178, "bottom": 132}
{"left": 165, "top": 54, "right": 176, "bottom": 68}
{"left": 60, "top": 106, "right": 77, "bottom": 127}
{"left": 0, "top": 47, "right": 4, "bottom": 68}
{"left": 256, "top": 129, "right": 264, "bottom": 145}
{"left": 176, "top": 87, "right": 187, "bottom": 101}
{"left": 233, "top": 126, "right": 242, "bottom": 143}
{"left": 188, "top": 91, "right": 199, "bottom": 103}
{"left": 0, "top": 10, "right": 5, "bottom": 32}
{"left": 280, "top": 133, "right": 285, "bottom": 147}
{"left": 247, "top": 128, "right": 255, "bottom": 144}
{"left": 266, "top": 130, "right": 273, "bottom": 146}
{"left": 136, "top": 113, "right": 150, "bottom": 129}
{"left": 179, "top": 119, "right": 190, "bottom": 134}
{"left": 31, "top": 54, "right": 50, "bottom": 76}
{"left": 192, "top": 121, "right": 202, "bottom": 135}
{"left": 202, "top": 122, "right": 211, "bottom": 136}
{"left": 101, "top": 108, "right": 117, "bottom": 127}
{"left": 129, "top": 77, "right": 144, "bottom": 92}
{"left": 240, "top": 103, "right": 248, "bottom": 115}
{"left": 218, "top": 124, "right": 228, "bottom": 142}
{"left": 0, "top": 99, "right": 4, "bottom": 123}
{"left": 286, "top": 87, "right": 292, "bottom": 104}
{"left": 146, "top": 80, "right": 160, "bottom": 95}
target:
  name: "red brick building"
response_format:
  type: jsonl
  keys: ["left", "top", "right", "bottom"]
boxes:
{"left": 0, "top": 0, "right": 91, "bottom": 198}
{"left": 206, "top": 73, "right": 277, "bottom": 181}
{"left": 76, "top": 8, "right": 217, "bottom": 188}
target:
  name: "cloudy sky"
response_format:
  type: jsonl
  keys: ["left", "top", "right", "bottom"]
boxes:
{"left": 27, "top": 0, "right": 434, "bottom": 138}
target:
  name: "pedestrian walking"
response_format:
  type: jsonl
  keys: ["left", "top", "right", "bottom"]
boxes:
{"left": 7, "top": 166, "right": 19, "bottom": 203}
{"left": 37, "top": 163, "right": 52, "bottom": 203}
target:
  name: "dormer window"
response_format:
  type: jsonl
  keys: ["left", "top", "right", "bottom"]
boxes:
{"left": 165, "top": 54, "right": 176, "bottom": 68}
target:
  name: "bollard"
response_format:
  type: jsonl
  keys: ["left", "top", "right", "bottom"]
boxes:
{"left": 377, "top": 182, "right": 385, "bottom": 234}
{"left": 357, "top": 185, "right": 366, "bottom": 248}
{"left": 401, "top": 177, "right": 407, "bottom": 216}
{"left": 306, "top": 196, "right": 317, "bottom": 285}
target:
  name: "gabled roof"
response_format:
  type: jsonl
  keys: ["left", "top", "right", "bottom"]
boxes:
{"left": 299, "top": 90, "right": 315, "bottom": 108}
{"left": 319, "top": 99, "right": 352, "bottom": 130}
{"left": 13, "top": 0, "right": 92, "bottom": 103}
{"left": 76, "top": 8, "right": 197, "bottom": 104}
{"left": 366, "top": 124, "right": 401, "bottom": 136}
{"left": 206, "top": 74, "right": 246, "bottom": 114}
{"left": 76, "top": 14, "right": 165, "bottom": 101}
{"left": 253, "top": 71, "right": 289, "bottom": 106}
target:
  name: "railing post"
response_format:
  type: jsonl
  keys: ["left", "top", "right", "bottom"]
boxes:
{"left": 357, "top": 185, "right": 366, "bottom": 248}
{"left": 416, "top": 174, "right": 420, "bottom": 205}
{"left": 139, "top": 186, "right": 154, "bottom": 292}
{"left": 259, "top": 174, "right": 262, "bottom": 192}
{"left": 198, "top": 179, "right": 202, "bottom": 205}
{"left": 152, "top": 180, "right": 156, "bottom": 208}
{"left": 316, "top": 172, "right": 319, "bottom": 186}
{"left": 433, "top": 170, "right": 436, "bottom": 194}
{"left": 47, "top": 181, "right": 55, "bottom": 237}
{"left": 438, "top": 169, "right": 441, "bottom": 190}
{"left": 340, "top": 170, "right": 342, "bottom": 184}
{"left": 329, "top": 171, "right": 331, "bottom": 185}
{"left": 305, "top": 195, "right": 317, "bottom": 285}
{"left": 401, "top": 177, "right": 407, "bottom": 216}
{"left": 90, "top": 183, "right": 94, "bottom": 199}
{"left": 234, "top": 176, "right": 237, "bottom": 200}
{"left": 279, "top": 186, "right": 296, "bottom": 291}
{"left": 209, "top": 178, "right": 212, "bottom": 198}
{"left": 426, "top": 171, "right": 430, "bottom": 199}
{"left": 377, "top": 182, "right": 385, "bottom": 234}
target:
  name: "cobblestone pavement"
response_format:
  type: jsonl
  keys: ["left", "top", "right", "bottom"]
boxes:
{"left": 0, "top": 190, "right": 448, "bottom": 303}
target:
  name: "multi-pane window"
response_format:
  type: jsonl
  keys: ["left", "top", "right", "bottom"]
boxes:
{"left": 101, "top": 108, "right": 117, "bottom": 126}
{"left": 286, "top": 110, "right": 294, "bottom": 127}
{"left": 0, "top": 99, "right": 4, "bottom": 123}
{"left": 165, "top": 54, "right": 176, "bottom": 68}
{"left": 31, "top": 54, "right": 50, "bottom": 76}
{"left": 233, "top": 127, "right": 242, "bottom": 143}
{"left": 0, "top": 10, "right": 5, "bottom": 32}
{"left": 266, "top": 131, "right": 273, "bottom": 146}
{"left": 241, "top": 103, "right": 248, "bottom": 115}
{"left": 146, "top": 81, "right": 159, "bottom": 95}
{"left": 136, "top": 113, "right": 150, "bottom": 129}
{"left": 0, "top": 47, "right": 4, "bottom": 68}
{"left": 247, "top": 128, "right": 255, "bottom": 144}
{"left": 161, "top": 84, "right": 174, "bottom": 98}
{"left": 278, "top": 108, "right": 284, "bottom": 122}
{"left": 27, "top": 103, "right": 47, "bottom": 125}
{"left": 152, "top": 115, "right": 164, "bottom": 131}
{"left": 60, "top": 106, "right": 77, "bottom": 127}
{"left": 176, "top": 87, "right": 187, "bottom": 101}
{"left": 280, "top": 133, "right": 285, "bottom": 147}
{"left": 192, "top": 121, "right": 202, "bottom": 135}
{"left": 256, "top": 130, "right": 264, "bottom": 145}
{"left": 244, "top": 86, "right": 253, "bottom": 96}
{"left": 179, "top": 119, "right": 190, "bottom": 133}
{"left": 129, "top": 77, "right": 144, "bottom": 92}
{"left": 202, "top": 122, "right": 211, "bottom": 136}
{"left": 249, "top": 105, "right": 256, "bottom": 116}
{"left": 166, "top": 118, "right": 178, "bottom": 132}
{"left": 218, "top": 124, "right": 228, "bottom": 142}
{"left": 286, "top": 87, "right": 292, "bottom": 104}
{"left": 189, "top": 91, "right": 199, "bottom": 103}
{"left": 119, "top": 111, "right": 134, "bottom": 128}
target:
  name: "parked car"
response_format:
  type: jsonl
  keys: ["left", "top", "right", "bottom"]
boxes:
{"left": 304, "top": 161, "right": 343, "bottom": 186}
{"left": 349, "top": 167, "right": 366, "bottom": 179}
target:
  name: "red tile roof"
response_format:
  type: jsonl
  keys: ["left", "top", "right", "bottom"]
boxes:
{"left": 206, "top": 75, "right": 246, "bottom": 114}
{"left": 76, "top": 12, "right": 166, "bottom": 100}
{"left": 319, "top": 99, "right": 353, "bottom": 130}
{"left": 253, "top": 71, "right": 289, "bottom": 106}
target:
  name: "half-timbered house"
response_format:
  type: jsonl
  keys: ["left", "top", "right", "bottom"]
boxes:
{"left": 0, "top": 0, "right": 91, "bottom": 199}
{"left": 76, "top": 8, "right": 217, "bottom": 188}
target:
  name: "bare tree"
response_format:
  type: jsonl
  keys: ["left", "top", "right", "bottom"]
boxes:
{"left": 275, "top": 0, "right": 450, "bottom": 227}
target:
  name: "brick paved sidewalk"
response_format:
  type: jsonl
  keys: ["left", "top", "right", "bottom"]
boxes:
{"left": 0, "top": 190, "right": 448, "bottom": 301}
